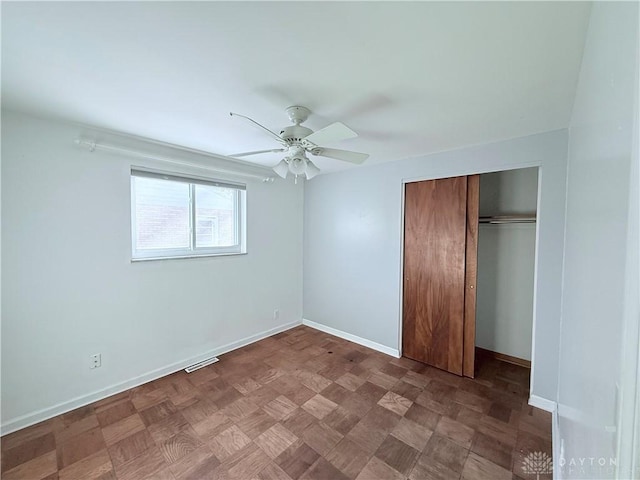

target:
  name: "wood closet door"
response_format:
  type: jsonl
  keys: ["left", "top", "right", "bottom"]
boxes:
{"left": 402, "top": 176, "right": 478, "bottom": 376}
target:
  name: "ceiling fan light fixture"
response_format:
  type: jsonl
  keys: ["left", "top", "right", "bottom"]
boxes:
{"left": 273, "top": 159, "right": 289, "bottom": 179}
{"left": 288, "top": 157, "right": 307, "bottom": 176}
{"left": 305, "top": 159, "right": 321, "bottom": 180}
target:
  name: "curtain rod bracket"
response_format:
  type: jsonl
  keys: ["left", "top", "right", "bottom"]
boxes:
{"left": 75, "top": 139, "right": 96, "bottom": 152}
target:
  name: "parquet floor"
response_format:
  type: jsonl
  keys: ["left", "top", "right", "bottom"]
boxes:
{"left": 1, "top": 326, "right": 552, "bottom": 480}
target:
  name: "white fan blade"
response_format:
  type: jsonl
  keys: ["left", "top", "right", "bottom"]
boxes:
{"left": 313, "top": 147, "right": 369, "bottom": 164}
{"left": 230, "top": 148, "right": 286, "bottom": 158}
{"left": 304, "top": 122, "right": 357, "bottom": 146}
{"left": 230, "top": 112, "right": 287, "bottom": 146}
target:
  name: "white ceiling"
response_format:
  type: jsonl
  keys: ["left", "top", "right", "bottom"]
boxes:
{"left": 2, "top": 2, "right": 591, "bottom": 173}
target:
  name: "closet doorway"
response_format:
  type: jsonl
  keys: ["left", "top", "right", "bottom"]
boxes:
{"left": 401, "top": 167, "right": 538, "bottom": 378}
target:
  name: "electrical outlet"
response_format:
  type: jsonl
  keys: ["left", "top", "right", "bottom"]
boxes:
{"left": 273, "top": 309, "right": 279, "bottom": 320}
{"left": 90, "top": 353, "right": 101, "bottom": 369}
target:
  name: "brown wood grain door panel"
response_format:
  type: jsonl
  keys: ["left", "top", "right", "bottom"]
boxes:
{"left": 402, "top": 177, "right": 468, "bottom": 375}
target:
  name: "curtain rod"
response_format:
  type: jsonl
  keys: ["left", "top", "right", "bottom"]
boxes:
{"left": 479, "top": 215, "right": 536, "bottom": 224}
{"left": 74, "top": 139, "right": 275, "bottom": 182}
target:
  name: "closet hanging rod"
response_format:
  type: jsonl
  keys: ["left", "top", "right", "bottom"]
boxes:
{"left": 479, "top": 215, "right": 536, "bottom": 224}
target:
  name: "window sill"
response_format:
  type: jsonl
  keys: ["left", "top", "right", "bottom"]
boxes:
{"left": 131, "top": 252, "right": 247, "bottom": 262}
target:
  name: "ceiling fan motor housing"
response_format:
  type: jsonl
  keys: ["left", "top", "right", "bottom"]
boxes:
{"left": 280, "top": 125, "right": 313, "bottom": 144}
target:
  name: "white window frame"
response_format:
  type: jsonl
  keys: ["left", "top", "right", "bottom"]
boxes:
{"left": 130, "top": 168, "right": 247, "bottom": 261}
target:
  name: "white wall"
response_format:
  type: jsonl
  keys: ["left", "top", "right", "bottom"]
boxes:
{"left": 557, "top": 2, "right": 639, "bottom": 478}
{"left": 476, "top": 168, "right": 538, "bottom": 361}
{"left": 476, "top": 224, "right": 536, "bottom": 360}
{"left": 0, "top": 110, "right": 304, "bottom": 433}
{"left": 304, "top": 130, "right": 568, "bottom": 402}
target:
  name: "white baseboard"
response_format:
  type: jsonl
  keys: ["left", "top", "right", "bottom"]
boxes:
{"left": 302, "top": 318, "right": 401, "bottom": 358}
{"left": 529, "top": 394, "right": 557, "bottom": 413}
{"left": 1, "top": 320, "right": 301, "bottom": 436}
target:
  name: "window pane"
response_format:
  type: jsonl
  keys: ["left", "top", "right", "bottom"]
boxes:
{"left": 195, "top": 185, "right": 237, "bottom": 247}
{"left": 134, "top": 176, "right": 190, "bottom": 250}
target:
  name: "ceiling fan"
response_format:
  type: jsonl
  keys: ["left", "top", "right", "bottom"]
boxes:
{"left": 229, "top": 106, "right": 369, "bottom": 181}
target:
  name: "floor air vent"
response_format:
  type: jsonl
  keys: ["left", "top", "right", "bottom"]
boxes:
{"left": 184, "top": 356, "right": 219, "bottom": 373}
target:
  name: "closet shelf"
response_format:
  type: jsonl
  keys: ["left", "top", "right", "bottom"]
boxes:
{"left": 479, "top": 214, "right": 536, "bottom": 224}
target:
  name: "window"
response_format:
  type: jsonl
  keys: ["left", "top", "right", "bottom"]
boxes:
{"left": 131, "top": 169, "right": 246, "bottom": 260}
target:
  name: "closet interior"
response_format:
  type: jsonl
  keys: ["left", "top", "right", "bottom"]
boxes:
{"left": 476, "top": 167, "right": 538, "bottom": 370}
